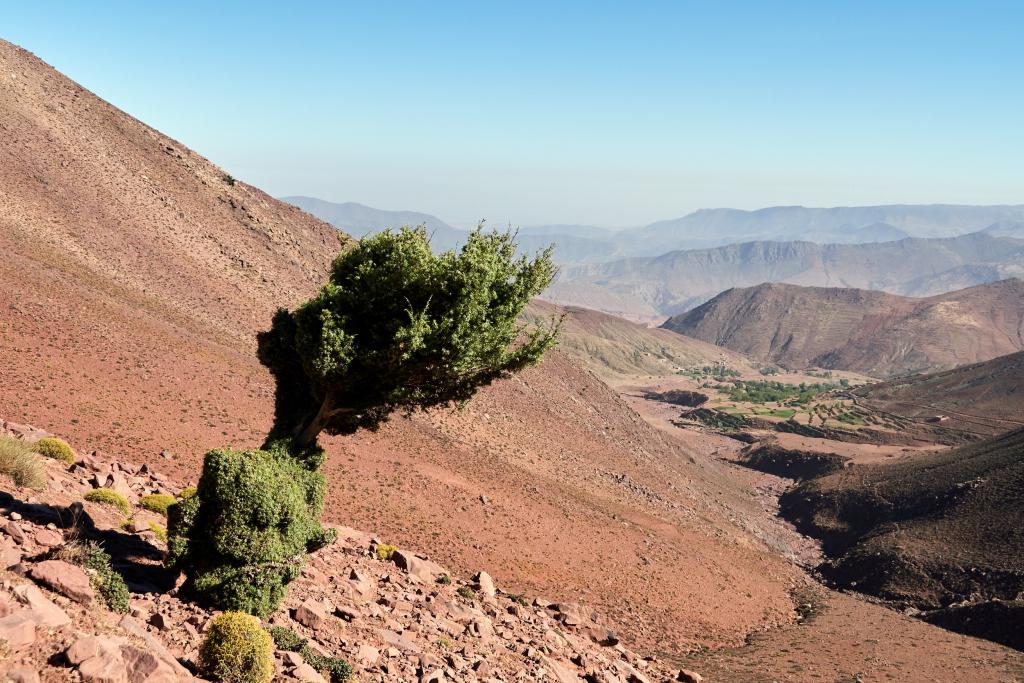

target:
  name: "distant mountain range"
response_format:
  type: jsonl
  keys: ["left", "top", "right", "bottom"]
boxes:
{"left": 281, "top": 196, "right": 619, "bottom": 263}
{"left": 545, "top": 232, "right": 1024, "bottom": 319}
{"left": 661, "top": 279, "right": 1024, "bottom": 377}
{"left": 621, "top": 204, "right": 1024, "bottom": 255}
{"left": 285, "top": 197, "right": 1024, "bottom": 264}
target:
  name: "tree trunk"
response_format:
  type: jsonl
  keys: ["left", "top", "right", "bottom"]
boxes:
{"left": 293, "top": 392, "right": 333, "bottom": 449}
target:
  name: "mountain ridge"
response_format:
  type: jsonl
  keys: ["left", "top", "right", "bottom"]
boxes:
{"left": 661, "top": 279, "right": 1024, "bottom": 377}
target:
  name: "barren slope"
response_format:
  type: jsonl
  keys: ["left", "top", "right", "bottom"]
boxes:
{"left": 524, "top": 300, "right": 752, "bottom": 384}
{"left": 663, "top": 280, "right": 1024, "bottom": 377}
{"left": 852, "top": 351, "right": 1024, "bottom": 437}
{"left": 780, "top": 429, "right": 1024, "bottom": 649}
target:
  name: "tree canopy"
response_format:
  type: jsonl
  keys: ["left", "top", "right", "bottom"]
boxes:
{"left": 258, "top": 225, "right": 561, "bottom": 450}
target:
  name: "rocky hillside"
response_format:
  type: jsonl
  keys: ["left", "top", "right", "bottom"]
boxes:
{"left": 851, "top": 351, "right": 1024, "bottom": 438}
{"left": 661, "top": 280, "right": 1024, "bottom": 377}
{"left": 545, "top": 232, "right": 1024, "bottom": 319}
{"left": 0, "top": 420, "right": 698, "bottom": 682}
{"left": 780, "top": 428, "right": 1024, "bottom": 649}
{"left": 0, "top": 39, "right": 806, "bottom": 657}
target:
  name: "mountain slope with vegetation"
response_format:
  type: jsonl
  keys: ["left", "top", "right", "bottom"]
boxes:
{"left": 661, "top": 280, "right": 1024, "bottom": 377}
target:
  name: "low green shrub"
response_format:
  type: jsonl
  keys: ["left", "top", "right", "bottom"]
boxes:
{"left": 199, "top": 612, "right": 273, "bottom": 683}
{"left": 267, "top": 625, "right": 305, "bottom": 652}
{"left": 139, "top": 493, "right": 176, "bottom": 517}
{"left": 31, "top": 436, "right": 76, "bottom": 464}
{"left": 85, "top": 488, "right": 131, "bottom": 516}
{"left": 0, "top": 436, "right": 46, "bottom": 491}
{"left": 149, "top": 521, "right": 168, "bottom": 543}
{"left": 456, "top": 586, "right": 475, "bottom": 600}
{"left": 436, "top": 574, "right": 452, "bottom": 585}
{"left": 64, "top": 541, "right": 130, "bottom": 613}
{"left": 267, "top": 625, "right": 351, "bottom": 682}
{"left": 178, "top": 486, "right": 198, "bottom": 499}
{"left": 165, "top": 446, "right": 334, "bottom": 616}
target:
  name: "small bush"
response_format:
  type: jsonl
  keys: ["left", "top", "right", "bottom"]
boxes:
{"left": 55, "top": 541, "right": 130, "bottom": 613}
{"left": 139, "top": 493, "right": 176, "bottom": 517}
{"left": 31, "top": 437, "right": 76, "bottom": 464}
{"left": 178, "top": 486, "right": 198, "bottom": 499}
{"left": 149, "top": 521, "right": 168, "bottom": 543}
{"left": 456, "top": 586, "right": 475, "bottom": 600}
{"left": 267, "top": 625, "right": 305, "bottom": 652}
{"left": 267, "top": 625, "right": 351, "bottom": 682}
{"left": 165, "top": 447, "right": 333, "bottom": 616}
{"left": 85, "top": 488, "right": 131, "bottom": 516}
{"left": 375, "top": 543, "right": 397, "bottom": 561}
{"left": 0, "top": 436, "right": 46, "bottom": 490}
{"left": 436, "top": 574, "right": 452, "bottom": 585}
{"left": 199, "top": 612, "right": 273, "bottom": 683}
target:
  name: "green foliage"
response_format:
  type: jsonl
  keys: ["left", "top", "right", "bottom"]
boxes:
{"left": 0, "top": 436, "right": 46, "bottom": 491}
{"left": 222, "top": 173, "right": 237, "bottom": 186}
{"left": 267, "top": 625, "right": 305, "bottom": 652}
{"left": 79, "top": 542, "right": 130, "bottom": 613}
{"left": 199, "top": 612, "right": 273, "bottom": 683}
{"left": 758, "top": 365, "right": 780, "bottom": 376}
{"left": 435, "top": 574, "right": 452, "bottom": 585}
{"left": 178, "top": 486, "right": 198, "bottom": 499}
{"left": 85, "top": 488, "right": 131, "bottom": 516}
{"left": 687, "top": 408, "right": 750, "bottom": 431}
{"left": 508, "top": 592, "right": 530, "bottom": 606}
{"left": 719, "top": 379, "right": 841, "bottom": 405}
{"left": 456, "top": 586, "right": 475, "bottom": 600}
{"left": 31, "top": 437, "right": 76, "bottom": 464}
{"left": 139, "top": 493, "right": 176, "bottom": 516}
{"left": 679, "top": 364, "right": 741, "bottom": 381}
{"left": 165, "top": 447, "right": 334, "bottom": 616}
{"left": 257, "top": 226, "right": 560, "bottom": 443}
{"left": 149, "top": 521, "right": 168, "bottom": 543}
{"left": 267, "top": 625, "right": 352, "bottom": 682}
{"left": 375, "top": 543, "right": 397, "bottom": 561}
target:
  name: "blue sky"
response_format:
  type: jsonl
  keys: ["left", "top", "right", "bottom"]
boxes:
{"left": 3, "top": 1, "right": 1022, "bottom": 227}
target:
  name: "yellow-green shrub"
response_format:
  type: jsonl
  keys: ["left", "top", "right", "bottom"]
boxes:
{"left": 178, "top": 486, "right": 198, "bottom": 499}
{"left": 31, "top": 437, "right": 76, "bottom": 465}
{"left": 375, "top": 543, "right": 397, "bottom": 561}
{"left": 85, "top": 488, "right": 131, "bottom": 516}
{"left": 199, "top": 612, "right": 273, "bottom": 683}
{"left": 149, "top": 521, "right": 168, "bottom": 543}
{"left": 139, "top": 493, "right": 176, "bottom": 517}
{"left": 0, "top": 436, "right": 46, "bottom": 491}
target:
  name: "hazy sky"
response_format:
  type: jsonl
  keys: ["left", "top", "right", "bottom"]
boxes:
{"left": 3, "top": 1, "right": 1022, "bottom": 227}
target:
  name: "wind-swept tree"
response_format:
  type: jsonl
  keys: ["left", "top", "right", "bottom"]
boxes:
{"left": 167, "top": 226, "right": 560, "bottom": 615}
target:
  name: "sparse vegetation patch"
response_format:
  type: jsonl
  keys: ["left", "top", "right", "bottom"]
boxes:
{"left": 32, "top": 436, "right": 76, "bottom": 464}
{"left": 0, "top": 435, "right": 46, "bottom": 490}
{"left": 84, "top": 487, "right": 131, "bottom": 515}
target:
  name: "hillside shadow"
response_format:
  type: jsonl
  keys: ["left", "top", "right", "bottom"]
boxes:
{"left": 0, "top": 490, "right": 176, "bottom": 593}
